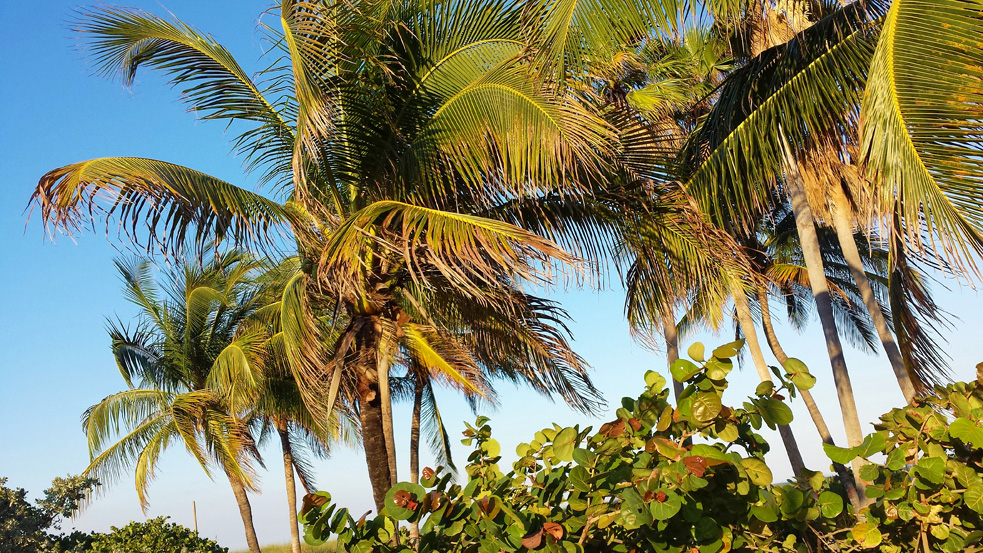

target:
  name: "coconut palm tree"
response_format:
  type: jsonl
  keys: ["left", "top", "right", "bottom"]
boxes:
{"left": 677, "top": 0, "right": 983, "bottom": 490}
{"left": 84, "top": 253, "right": 269, "bottom": 553}
{"left": 34, "top": 0, "right": 705, "bottom": 510}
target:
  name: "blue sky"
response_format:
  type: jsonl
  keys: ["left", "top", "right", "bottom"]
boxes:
{"left": 1, "top": 1, "right": 981, "bottom": 550}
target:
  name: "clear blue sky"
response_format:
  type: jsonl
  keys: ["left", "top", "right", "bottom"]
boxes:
{"left": 1, "top": 2, "right": 981, "bottom": 550}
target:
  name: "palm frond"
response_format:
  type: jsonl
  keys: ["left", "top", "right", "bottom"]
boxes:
{"left": 684, "top": 0, "right": 886, "bottom": 228}
{"left": 74, "top": 6, "right": 295, "bottom": 183}
{"left": 31, "top": 158, "right": 289, "bottom": 253}
{"left": 320, "top": 201, "right": 577, "bottom": 299}
{"left": 861, "top": 0, "right": 983, "bottom": 277}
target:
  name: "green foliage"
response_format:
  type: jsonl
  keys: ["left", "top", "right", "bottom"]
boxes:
{"left": 61, "top": 516, "right": 227, "bottom": 553}
{"left": 828, "top": 376, "right": 983, "bottom": 552}
{"left": 0, "top": 475, "right": 98, "bottom": 553}
{"left": 302, "top": 342, "right": 841, "bottom": 552}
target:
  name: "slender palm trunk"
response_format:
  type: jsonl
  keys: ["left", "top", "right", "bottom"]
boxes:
{"left": 358, "top": 370, "right": 394, "bottom": 513}
{"left": 830, "top": 186, "right": 916, "bottom": 404}
{"left": 783, "top": 143, "right": 867, "bottom": 501}
{"left": 757, "top": 287, "right": 862, "bottom": 511}
{"left": 226, "top": 471, "right": 262, "bottom": 553}
{"left": 661, "top": 303, "right": 683, "bottom": 401}
{"left": 276, "top": 419, "right": 302, "bottom": 553}
{"left": 731, "top": 285, "right": 806, "bottom": 477}
{"left": 378, "top": 356, "right": 398, "bottom": 487}
{"left": 409, "top": 377, "right": 423, "bottom": 545}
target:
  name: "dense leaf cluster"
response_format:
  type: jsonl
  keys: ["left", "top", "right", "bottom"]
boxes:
{"left": 301, "top": 342, "right": 885, "bottom": 553}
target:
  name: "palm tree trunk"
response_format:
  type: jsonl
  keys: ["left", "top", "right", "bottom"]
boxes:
{"left": 830, "top": 186, "right": 916, "bottom": 404}
{"left": 757, "top": 286, "right": 862, "bottom": 511}
{"left": 409, "top": 376, "right": 423, "bottom": 545}
{"left": 782, "top": 142, "right": 867, "bottom": 502}
{"left": 226, "top": 470, "right": 262, "bottom": 553}
{"left": 358, "top": 371, "right": 394, "bottom": 513}
{"left": 731, "top": 284, "right": 806, "bottom": 477}
{"left": 661, "top": 303, "right": 683, "bottom": 401}
{"left": 275, "top": 419, "right": 302, "bottom": 553}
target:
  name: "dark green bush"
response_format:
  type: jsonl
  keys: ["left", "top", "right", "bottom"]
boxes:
{"left": 60, "top": 517, "right": 227, "bottom": 553}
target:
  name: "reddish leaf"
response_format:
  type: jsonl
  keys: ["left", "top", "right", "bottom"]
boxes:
{"left": 682, "top": 456, "right": 708, "bottom": 477}
{"left": 543, "top": 522, "right": 564, "bottom": 540}
{"left": 522, "top": 528, "right": 543, "bottom": 549}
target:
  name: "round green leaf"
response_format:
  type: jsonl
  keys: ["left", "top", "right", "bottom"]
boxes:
{"left": 384, "top": 482, "right": 426, "bottom": 521}
{"left": 755, "top": 381, "right": 775, "bottom": 396}
{"left": 950, "top": 417, "right": 983, "bottom": 446}
{"left": 649, "top": 488, "right": 683, "bottom": 520}
{"left": 789, "top": 371, "right": 817, "bottom": 391}
{"left": 692, "top": 392, "right": 723, "bottom": 422}
{"left": 644, "top": 371, "right": 667, "bottom": 391}
{"left": 553, "top": 427, "right": 579, "bottom": 462}
{"left": 740, "top": 458, "right": 773, "bottom": 486}
{"left": 716, "top": 422, "right": 739, "bottom": 443}
{"left": 758, "top": 398, "right": 793, "bottom": 426}
{"left": 818, "top": 491, "right": 844, "bottom": 518}
{"left": 964, "top": 483, "right": 983, "bottom": 513}
{"left": 688, "top": 343, "right": 706, "bottom": 362}
{"left": 670, "top": 359, "right": 701, "bottom": 382}
{"left": 712, "top": 340, "right": 744, "bottom": 359}
{"left": 852, "top": 521, "right": 883, "bottom": 548}
{"left": 481, "top": 438, "right": 501, "bottom": 458}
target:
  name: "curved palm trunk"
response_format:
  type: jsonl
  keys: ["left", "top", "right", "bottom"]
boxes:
{"left": 830, "top": 186, "right": 916, "bottom": 404}
{"left": 409, "top": 377, "right": 423, "bottom": 545}
{"left": 757, "top": 287, "right": 862, "bottom": 512}
{"left": 783, "top": 143, "right": 867, "bottom": 502}
{"left": 275, "top": 419, "right": 302, "bottom": 553}
{"left": 225, "top": 470, "right": 262, "bottom": 553}
{"left": 731, "top": 285, "right": 806, "bottom": 477}
{"left": 661, "top": 303, "right": 683, "bottom": 401}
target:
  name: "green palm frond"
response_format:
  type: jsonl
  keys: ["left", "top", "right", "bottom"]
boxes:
{"left": 420, "top": 380, "right": 456, "bottom": 472}
{"left": 861, "top": 0, "right": 983, "bottom": 276}
{"left": 533, "top": 0, "right": 678, "bottom": 80}
{"left": 402, "top": 324, "right": 488, "bottom": 398}
{"left": 32, "top": 158, "right": 289, "bottom": 252}
{"left": 683, "top": 0, "right": 886, "bottom": 227}
{"left": 75, "top": 6, "right": 295, "bottom": 182}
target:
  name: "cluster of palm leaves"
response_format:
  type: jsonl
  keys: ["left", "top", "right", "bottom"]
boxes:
{"left": 30, "top": 0, "right": 983, "bottom": 550}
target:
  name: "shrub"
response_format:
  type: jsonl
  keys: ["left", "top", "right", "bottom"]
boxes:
{"left": 60, "top": 517, "right": 227, "bottom": 553}
{"left": 300, "top": 341, "right": 983, "bottom": 552}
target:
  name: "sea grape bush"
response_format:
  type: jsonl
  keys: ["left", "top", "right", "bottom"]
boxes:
{"left": 300, "top": 342, "right": 983, "bottom": 552}
{"left": 825, "top": 374, "right": 983, "bottom": 552}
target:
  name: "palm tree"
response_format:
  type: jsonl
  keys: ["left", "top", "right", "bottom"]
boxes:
{"left": 34, "top": 0, "right": 700, "bottom": 509}
{"left": 84, "top": 253, "right": 269, "bottom": 553}
{"left": 678, "top": 0, "right": 983, "bottom": 490}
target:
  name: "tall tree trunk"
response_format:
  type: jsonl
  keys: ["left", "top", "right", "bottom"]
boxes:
{"left": 731, "top": 284, "right": 806, "bottom": 477}
{"left": 661, "top": 303, "right": 683, "bottom": 401}
{"left": 358, "top": 372, "right": 394, "bottom": 513}
{"left": 829, "top": 186, "right": 916, "bottom": 404}
{"left": 408, "top": 376, "right": 423, "bottom": 545}
{"left": 276, "top": 419, "right": 302, "bottom": 553}
{"left": 757, "top": 287, "right": 862, "bottom": 512}
{"left": 783, "top": 141, "right": 867, "bottom": 502}
{"left": 226, "top": 470, "right": 262, "bottom": 553}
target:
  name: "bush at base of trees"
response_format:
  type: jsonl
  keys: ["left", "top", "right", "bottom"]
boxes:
{"left": 57, "top": 516, "right": 227, "bottom": 553}
{"left": 300, "top": 341, "right": 983, "bottom": 553}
